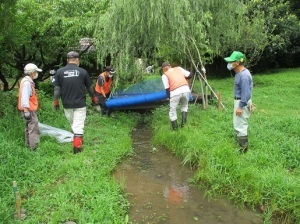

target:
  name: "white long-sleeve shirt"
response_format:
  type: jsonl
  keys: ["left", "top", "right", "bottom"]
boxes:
{"left": 20, "top": 76, "right": 34, "bottom": 109}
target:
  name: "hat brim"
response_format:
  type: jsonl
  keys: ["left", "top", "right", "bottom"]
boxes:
{"left": 36, "top": 68, "right": 42, "bottom": 72}
{"left": 109, "top": 70, "right": 116, "bottom": 74}
{"left": 224, "top": 57, "right": 236, "bottom": 62}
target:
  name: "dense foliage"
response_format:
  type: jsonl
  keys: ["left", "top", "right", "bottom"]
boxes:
{"left": 0, "top": 0, "right": 299, "bottom": 91}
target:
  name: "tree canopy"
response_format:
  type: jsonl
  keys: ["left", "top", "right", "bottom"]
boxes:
{"left": 0, "top": 0, "right": 299, "bottom": 91}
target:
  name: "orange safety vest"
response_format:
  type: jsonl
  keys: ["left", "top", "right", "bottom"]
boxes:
{"left": 18, "top": 77, "right": 38, "bottom": 111}
{"left": 95, "top": 72, "right": 113, "bottom": 95}
{"left": 165, "top": 67, "right": 188, "bottom": 91}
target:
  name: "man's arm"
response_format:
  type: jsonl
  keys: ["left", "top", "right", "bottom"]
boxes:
{"left": 97, "top": 77, "right": 106, "bottom": 98}
{"left": 239, "top": 76, "right": 251, "bottom": 108}
{"left": 87, "top": 86, "right": 95, "bottom": 98}
{"left": 53, "top": 86, "right": 61, "bottom": 101}
{"left": 21, "top": 82, "right": 31, "bottom": 111}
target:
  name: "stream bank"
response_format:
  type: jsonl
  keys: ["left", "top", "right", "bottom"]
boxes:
{"left": 114, "top": 121, "right": 263, "bottom": 224}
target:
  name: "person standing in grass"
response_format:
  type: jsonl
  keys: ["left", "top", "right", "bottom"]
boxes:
{"left": 94, "top": 66, "right": 115, "bottom": 116}
{"left": 53, "top": 51, "right": 98, "bottom": 154}
{"left": 224, "top": 51, "right": 253, "bottom": 153}
{"left": 18, "top": 63, "right": 43, "bottom": 150}
{"left": 161, "top": 61, "right": 192, "bottom": 130}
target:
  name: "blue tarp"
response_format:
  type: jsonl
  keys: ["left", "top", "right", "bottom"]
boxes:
{"left": 106, "top": 90, "right": 167, "bottom": 108}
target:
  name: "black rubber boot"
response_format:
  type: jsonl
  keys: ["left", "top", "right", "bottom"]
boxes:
{"left": 238, "top": 136, "right": 248, "bottom": 153}
{"left": 181, "top": 112, "right": 187, "bottom": 127}
{"left": 171, "top": 120, "right": 178, "bottom": 131}
{"left": 73, "top": 147, "right": 81, "bottom": 154}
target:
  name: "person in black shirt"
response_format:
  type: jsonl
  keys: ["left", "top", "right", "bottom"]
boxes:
{"left": 53, "top": 51, "right": 98, "bottom": 154}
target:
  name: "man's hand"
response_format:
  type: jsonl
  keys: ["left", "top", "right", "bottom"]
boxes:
{"left": 235, "top": 107, "right": 243, "bottom": 116}
{"left": 54, "top": 100, "right": 60, "bottom": 110}
{"left": 91, "top": 97, "right": 98, "bottom": 106}
{"left": 24, "top": 111, "right": 31, "bottom": 120}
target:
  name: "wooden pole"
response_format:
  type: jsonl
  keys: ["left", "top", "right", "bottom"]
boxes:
{"left": 217, "top": 92, "right": 222, "bottom": 110}
{"left": 197, "top": 74, "right": 206, "bottom": 109}
{"left": 205, "top": 84, "right": 209, "bottom": 108}
{"left": 15, "top": 191, "right": 21, "bottom": 219}
{"left": 13, "top": 181, "right": 18, "bottom": 197}
{"left": 13, "top": 181, "right": 21, "bottom": 219}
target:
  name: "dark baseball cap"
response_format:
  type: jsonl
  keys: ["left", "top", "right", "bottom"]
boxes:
{"left": 67, "top": 51, "right": 79, "bottom": 59}
{"left": 105, "top": 66, "right": 116, "bottom": 73}
{"left": 161, "top": 61, "right": 171, "bottom": 69}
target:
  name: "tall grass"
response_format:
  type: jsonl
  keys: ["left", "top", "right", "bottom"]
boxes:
{"left": 0, "top": 88, "right": 139, "bottom": 223}
{"left": 151, "top": 68, "right": 300, "bottom": 224}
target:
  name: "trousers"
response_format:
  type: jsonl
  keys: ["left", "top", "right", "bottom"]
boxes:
{"left": 169, "top": 92, "right": 189, "bottom": 121}
{"left": 22, "top": 111, "right": 40, "bottom": 149}
{"left": 233, "top": 99, "right": 252, "bottom": 137}
{"left": 64, "top": 107, "right": 86, "bottom": 135}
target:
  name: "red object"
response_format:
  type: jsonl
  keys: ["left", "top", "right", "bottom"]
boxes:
{"left": 167, "top": 188, "right": 183, "bottom": 204}
{"left": 73, "top": 136, "right": 83, "bottom": 148}
{"left": 91, "top": 97, "right": 98, "bottom": 104}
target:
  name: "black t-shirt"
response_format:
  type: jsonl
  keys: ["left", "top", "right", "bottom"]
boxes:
{"left": 54, "top": 63, "right": 93, "bottom": 108}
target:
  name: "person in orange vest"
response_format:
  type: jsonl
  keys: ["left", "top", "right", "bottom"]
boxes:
{"left": 161, "top": 62, "right": 192, "bottom": 130}
{"left": 94, "top": 66, "right": 115, "bottom": 116}
{"left": 18, "top": 63, "right": 43, "bottom": 150}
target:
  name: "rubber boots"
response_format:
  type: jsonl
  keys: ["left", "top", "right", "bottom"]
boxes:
{"left": 73, "top": 134, "right": 83, "bottom": 154}
{"left": 238, "top": 136, "right": 248, "bottom": 153}
{"left": 171, "top": 120, "right": 178, "bottom": 131}
{"left": 181, "top": 112, "right": 187, "bottom": 127}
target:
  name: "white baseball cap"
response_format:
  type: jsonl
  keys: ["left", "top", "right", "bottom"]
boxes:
{"left": 24, "top": 63, "right": 42, "bottom": 74}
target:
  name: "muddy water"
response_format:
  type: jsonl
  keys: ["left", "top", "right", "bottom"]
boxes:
{"left": 114, "top": 122, "right": 263, "bottom": 224}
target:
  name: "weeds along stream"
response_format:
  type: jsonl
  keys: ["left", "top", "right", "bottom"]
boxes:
{"left": 114, "top": 118, "right": 263, "bottom": 224}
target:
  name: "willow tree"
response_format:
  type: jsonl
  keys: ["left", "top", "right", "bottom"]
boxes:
{"left": 93, "top": 0, "right": 269, "bottom": 83}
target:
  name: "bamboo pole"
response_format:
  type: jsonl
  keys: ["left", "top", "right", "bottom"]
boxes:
{"left": 186, "top": 36, "right": 227, "bottom": 111}
{"left": 13, "top": 181, "right": 26, "bottom": 220}
{"left": 197, "top": 74, "right": 206, "bottom": 109}
{"left": 15, "top": 191, "right": 21, "bottom": 219}
{"left": 13, "top": 181, "right": 21, "bottom": 219}
{"left": 187, "top": 46, "right": 206, "bottom": 109}
{"left": 217, "top": 92, "right": 222, "bottom": 110}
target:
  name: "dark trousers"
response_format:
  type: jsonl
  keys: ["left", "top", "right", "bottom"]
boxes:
{"left": 96, "top": 93, "right": 112, "bottom": 116}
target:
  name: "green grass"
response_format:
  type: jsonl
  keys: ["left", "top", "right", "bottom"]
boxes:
{"left": 0, "top": 89, "right": 139, "bottom": 223}
{"left": 151, "top": 68, "right": 300, "bottom": 224}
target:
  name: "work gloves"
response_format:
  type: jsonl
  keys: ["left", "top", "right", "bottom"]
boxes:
{"left": 23, "top": 111, "right": 31, "bottom": 120}
{"left": 91, "top": 97, "right": 98, "bottom": 106}
{"left": 54, "top": 100, "right": 60, "bottom": 110}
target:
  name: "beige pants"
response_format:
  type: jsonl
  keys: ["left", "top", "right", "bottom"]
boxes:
{"left": 233, "top": 99, "right": 252, "bottom": 137}
{"left": 64, "top": 107, "right": 86, "bottom": 135}
{"left": 169, "top": 92, "right": 189, "bottom": 121}
{"left": 22, "top": 111, "right": 40, "bottom": 149}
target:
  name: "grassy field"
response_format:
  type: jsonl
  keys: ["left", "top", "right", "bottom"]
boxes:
{"left": 0, "top": 90, "right": 139, "bottom": 223}
{"left": 0, "top": 68, "right": 299, "bottom": 223}
{"left": 151, "top": 68, "right": 300, "bottom": 223}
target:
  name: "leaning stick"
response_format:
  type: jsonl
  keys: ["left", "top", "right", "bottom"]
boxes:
{"left": 187, "top": 36, "right": 227, "bottom": 110}
{"left": 187, "top": 46, "right": 206, "bottom": 109}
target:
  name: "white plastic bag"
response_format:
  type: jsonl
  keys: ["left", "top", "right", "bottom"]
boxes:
{"left": 39, "top": 122, "right": 73, "bottom": 143}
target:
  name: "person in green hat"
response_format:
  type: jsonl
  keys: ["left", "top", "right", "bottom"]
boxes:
{"left": 224, "top": 51, "right": 253, "bottom": 153}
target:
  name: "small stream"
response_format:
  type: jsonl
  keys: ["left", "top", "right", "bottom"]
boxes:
{"left": 114, "top": 121, "right": 263, "bottom": 224}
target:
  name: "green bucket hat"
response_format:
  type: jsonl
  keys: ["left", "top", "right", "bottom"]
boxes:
{"left": 224, "top": 51, "right": 246, "bottom": 63}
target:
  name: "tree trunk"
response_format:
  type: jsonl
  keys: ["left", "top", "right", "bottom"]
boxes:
{"left": 0, "top": 71, "right": 9, "bottom": 92}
